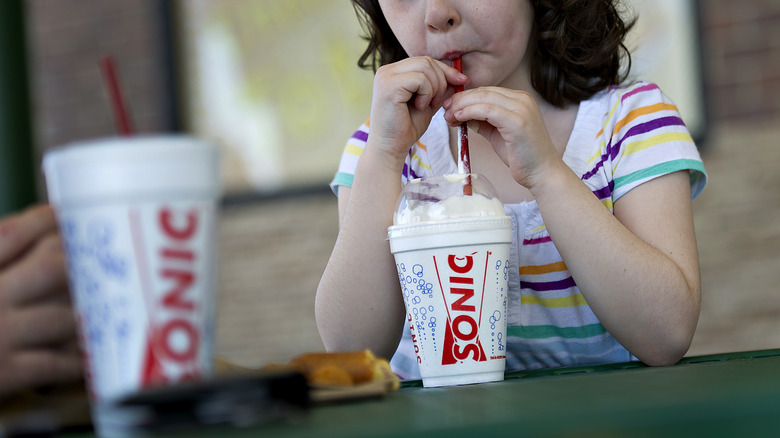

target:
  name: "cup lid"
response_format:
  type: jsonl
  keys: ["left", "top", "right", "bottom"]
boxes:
{"left": 393, "top": 174, "right": 506, "bottom": 225}
{"left": 43, "top": 135, "right": 221, "bottom": 206}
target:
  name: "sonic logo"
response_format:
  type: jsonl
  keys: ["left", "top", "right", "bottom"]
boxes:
{"left": 142, "top": 207, "right": 202, "bottom": 385}
{"left": 434, "top": 252, "right": 491, "bottom": 365}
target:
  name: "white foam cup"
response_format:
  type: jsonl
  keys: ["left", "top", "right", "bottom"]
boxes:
{"left": 387, "top": 175, "right": 512, "bottom": 387}
{"left": 42, "top": 136, "right": 221, "bottom": 436}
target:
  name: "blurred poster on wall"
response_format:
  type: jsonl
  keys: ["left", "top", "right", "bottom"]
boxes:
{"left": 178, "top": 1, "right": 373, "bottom": 194}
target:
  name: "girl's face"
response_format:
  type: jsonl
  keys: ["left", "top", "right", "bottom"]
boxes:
{"left": 377, "top": 0, "right": 535, "bottom": 90}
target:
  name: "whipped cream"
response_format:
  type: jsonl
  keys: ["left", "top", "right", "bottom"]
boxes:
{"left": 394, "top": 193, "right": 505, "bottom": 225}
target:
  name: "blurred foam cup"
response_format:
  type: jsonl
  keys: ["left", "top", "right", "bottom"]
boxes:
{"left": 43, "top": 136, "right": 221, "bottom": 436}
{"left": 387, "top": 174, "right": 512, "bottom": 387}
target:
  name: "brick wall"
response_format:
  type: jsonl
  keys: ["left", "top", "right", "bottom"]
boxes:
{"left": 700, "top": 0, "right": 780, "bottom": 123}
{"left": 25, "top": 0, "right": 174, "bottom": 161}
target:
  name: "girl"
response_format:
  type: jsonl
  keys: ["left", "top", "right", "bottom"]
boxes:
{"left": 316, "top": 0, "right": 707, "bottom": 378}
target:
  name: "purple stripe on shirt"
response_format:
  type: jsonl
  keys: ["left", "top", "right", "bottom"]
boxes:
{"left": 623, "top": 116, "right": 686, "bottom": 140}
{"left": 582, "top": 116, "right": 686, "bottom": 181}
{"left": 621, "top": 83, "right": 658, "bottom": 102}
{"left": 582, "top": 153, "right": 609, "bottom": 181}
{"left": 403, "top": 162, "right": 421, "bottom": 181}
{"left": 604, "top": 115, "right": 686, "bottom": 162}
{"left": 523, "top": 236, "right": 552, "bottom": 245}
{"left": 405, "top": 148, "right": 422, "bottom": 180}
{"left": 592, "top": 185, "right": 611, "bottom": 200}
{"left": 352, "top": 130, "right": 368, "bottom": 142}
{"left": 521, "top": 276, "right": 577, "bottom": 292}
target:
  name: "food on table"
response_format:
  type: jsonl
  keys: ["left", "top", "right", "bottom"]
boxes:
{"left": 263, "top": 350, "right": 400, "bottom": 390}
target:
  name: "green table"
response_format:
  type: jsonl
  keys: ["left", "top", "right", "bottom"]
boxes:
{"left": 243, "top": 349, "right": 780, "bottom": 437}
{"left": 60, "top": 350, "right": 780, "bottom": 437}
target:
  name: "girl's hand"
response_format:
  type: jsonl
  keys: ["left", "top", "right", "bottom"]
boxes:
{"left": 442, "top": 87, "right": 559, "bottom": 189}
{"left": 369, "top": 56, "right": 469, "bottom": 164}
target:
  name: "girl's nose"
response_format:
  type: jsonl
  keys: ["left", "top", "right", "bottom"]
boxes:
{"left": 425, "top": 0, "right": 460, "bottom": 32}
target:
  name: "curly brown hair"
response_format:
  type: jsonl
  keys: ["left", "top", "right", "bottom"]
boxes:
{"left": 351, "top": 0, "right": 636, "bottom": 107}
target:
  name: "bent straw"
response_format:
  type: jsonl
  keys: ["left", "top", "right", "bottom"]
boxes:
{"left": 452, "top": 57, "right": 472, "bottom": 195}
{"left": 100, "top": 56, "right": 133, "bottom": 136}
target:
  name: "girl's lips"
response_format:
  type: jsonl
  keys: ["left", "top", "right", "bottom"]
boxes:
{"left": 441, "top": 51, "right": 465, "bottom": 62}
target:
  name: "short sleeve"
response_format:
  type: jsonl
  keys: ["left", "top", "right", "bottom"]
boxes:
{"left": 329, "top": 120, "right": 370, "bottom": 195}
{"left": 601, "top": 82, "right": 707, "bottom": 201}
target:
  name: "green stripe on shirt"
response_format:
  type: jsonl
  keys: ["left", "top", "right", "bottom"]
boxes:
{"left": 613, "top": 158, "right": 706, "bottom": 192}
{"left": 508, "top": 323, "right": 607, "bottom": 339}
{"left": 331, "top": 172, "right": 354, "bottom": 189}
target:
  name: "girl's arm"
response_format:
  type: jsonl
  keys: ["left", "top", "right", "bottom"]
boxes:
{"left": 315, "top": 148, "right": 408, "bottom": 361}
{"left": 315, "top": 57, "right": 467, "bottom": 360}
{"left": 531, "top": 164, "right": 700, "bottom": 366}
{"left": 444, "top": 87, "right": 701, "bottom": 365}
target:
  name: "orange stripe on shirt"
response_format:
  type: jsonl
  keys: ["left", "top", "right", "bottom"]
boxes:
{"left": 596, "top": 102, "right": 677, "bottom": 138}
{"left": 519, "top": 260, "right": 568, "bottom": 276}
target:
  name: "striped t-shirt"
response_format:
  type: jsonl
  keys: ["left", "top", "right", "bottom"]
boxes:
{"left": 330, "top": 81, "right": 707, "bottom": 378}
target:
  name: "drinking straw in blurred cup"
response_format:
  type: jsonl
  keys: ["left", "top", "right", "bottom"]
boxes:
{"left": 99, "top": 56, "right": 133, "bottom": 136}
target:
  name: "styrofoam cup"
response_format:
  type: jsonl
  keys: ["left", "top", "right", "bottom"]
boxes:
{"left": 42, "top": 136, "right": 221, "bottom": 436}
{"left": 388, "top": 175, "right": 512, "bottom": 387}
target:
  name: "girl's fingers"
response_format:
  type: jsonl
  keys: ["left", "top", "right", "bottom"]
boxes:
{"left": 452, "top": 102, "right": 528, "bottom": 137}
{"left": 416, "top": 57, "right": 447, "bottom": 108}
{"left": 442, "top": 86, "right": 556, "bottom": 180}
{"left": 380, "top": 57, "right": 467, "bottom": 110}
{"left": 443, "top": 87, "right": 542, "bottom": 141}
{"left": 368, "top": 56, "right": 471, "bottom": 151}
{"left": 411, "top": 70, "right": 442, "bottom": 110}
{"left": 433, "top": 58, "right": 468, "bottom": 104}
{"left": 445, "top": 87, "right": 532, "bottom": 119}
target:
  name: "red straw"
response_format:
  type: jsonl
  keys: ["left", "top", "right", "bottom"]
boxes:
{"left": 452, "top": 57, "right": 472, "bottom": 195}
{"left": 100, "top": 56, "right": 133, "bottom": 136}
